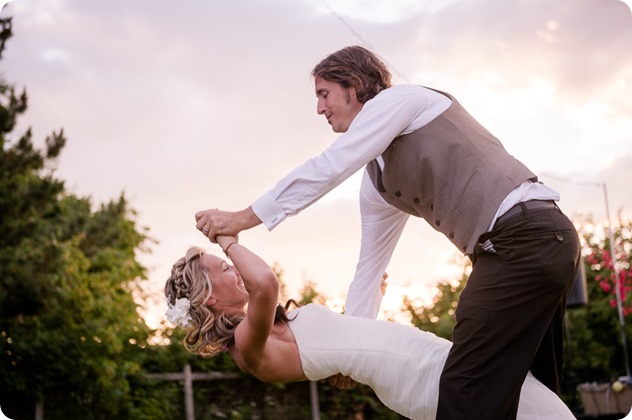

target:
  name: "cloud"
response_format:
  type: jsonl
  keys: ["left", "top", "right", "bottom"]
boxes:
{"left": 541, "top": 154, "right": 632, "bottom": 222}
{"left": 3, "top": 0, "right": 631, "bottom": 325}
{"left": 407, "top": 0, "right": 632, "bottom": 109}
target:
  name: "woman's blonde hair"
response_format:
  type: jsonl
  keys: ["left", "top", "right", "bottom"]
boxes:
{"left": 164, "top": 246, "right": 244, "bottom": 357}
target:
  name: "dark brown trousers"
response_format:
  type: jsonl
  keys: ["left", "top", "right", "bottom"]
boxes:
{"left": 436, "top": 204, "right": 580, "bottom": 419}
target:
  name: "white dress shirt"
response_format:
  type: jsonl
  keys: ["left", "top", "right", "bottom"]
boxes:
{"left": 252, "top": 85, "right": 559, "bottom": 319}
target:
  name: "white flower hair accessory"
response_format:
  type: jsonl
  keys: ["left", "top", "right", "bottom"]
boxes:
{"left": 166, "top": 297, "right": 193, "bottom": 328}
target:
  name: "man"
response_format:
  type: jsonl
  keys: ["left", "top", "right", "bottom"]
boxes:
{"left": 195, "top": 45, "right": 580, "bottom": 419}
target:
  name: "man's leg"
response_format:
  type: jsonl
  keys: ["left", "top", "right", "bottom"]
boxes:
{"left": 436, "top": 209, "right": 579, "bottom": 419}
{"left": 529, "top": 298, "right": 566, "bottom": 394}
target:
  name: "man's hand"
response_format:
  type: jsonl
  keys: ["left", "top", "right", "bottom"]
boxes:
{"left": 381, "top": 272, "right": 389, "bottom": 297}
{"left": 321, "top": 374, "right": 357, "bottom": 390}
{"left": 195, "top": 207, "right": 261, "bottom": 242}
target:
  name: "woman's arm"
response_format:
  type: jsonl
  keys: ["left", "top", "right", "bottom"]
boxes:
{"left": 216, "top": 235, "right": 279, "bottom": 371}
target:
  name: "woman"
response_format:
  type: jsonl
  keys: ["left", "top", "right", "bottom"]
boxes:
{"left": 164, "top": 236, "right": 575, "bottom": 420}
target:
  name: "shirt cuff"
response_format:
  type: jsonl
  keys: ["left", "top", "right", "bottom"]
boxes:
{"left": 251, "top": 192, "right": 286, "bottom": 231}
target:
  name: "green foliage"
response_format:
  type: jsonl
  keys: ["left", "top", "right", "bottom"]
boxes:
{"left": 316, "top": 381, "right": 405, "bottom": 419}
{"left": 403, "top": 261, "right": 469, "bottom": 340}
{"left": 0, "top": 17, "right": 158, "bottom": 419}
{"left": 562, "top": 216, "right": 632, "bottom": 410}
{"left": 297, "top": 280, "right": 328, "bottom": 306}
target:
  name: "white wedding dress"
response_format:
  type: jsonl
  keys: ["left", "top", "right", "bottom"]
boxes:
{"left": 287, "top": 304, "right": 575, "bottom": 420}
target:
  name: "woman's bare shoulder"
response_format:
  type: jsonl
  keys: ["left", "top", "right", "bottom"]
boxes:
{"left": 231, "top": 323, "right": 305, "bottom": 382}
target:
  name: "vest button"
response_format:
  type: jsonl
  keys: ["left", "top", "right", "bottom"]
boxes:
{"left": 395, "top": 191, "right": 401, "bottom": 197}
{"left": 435, "top": 220, "right": 441, "bottom": 226}
{"left": 449, "top": 232, "right": 455, "bottom": 239}
{"left": 430, "top": 204, "right": 434, "bottom": 210}
{"left": 413, "top": 197, "right": 420, "bottom": 203}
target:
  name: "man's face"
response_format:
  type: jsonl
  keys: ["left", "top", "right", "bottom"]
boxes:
{"left": 315, "top": 76, "right": 364, "bottom": 133}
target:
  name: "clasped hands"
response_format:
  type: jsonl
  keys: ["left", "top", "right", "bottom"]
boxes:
{"left": 195, "top": 207, "right": 260, "bottom": 242}
{"left": 195, "top": 208, "right": 239, "bottom": 242}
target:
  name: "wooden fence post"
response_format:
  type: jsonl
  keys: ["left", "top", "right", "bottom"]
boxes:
{"left": 184, "top": 363, "right": 194, "bottom": 420}
{"left": 145, "top": 365, "right": 241, "bottom": 419}
{"left": 35, "top": 397, "right": 43, "bottom": 420}
{"left": 309, "top": 381, "right": 320, "bottom": 420}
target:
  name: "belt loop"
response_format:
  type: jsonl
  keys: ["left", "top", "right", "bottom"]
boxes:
{"left": 519, "top": 201, "right": 529, "bottom": 219}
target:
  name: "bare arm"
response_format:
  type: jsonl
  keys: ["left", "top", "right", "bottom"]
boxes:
{"left": 215, "top": 235, "right": 278, "bottom": 371}
{"left": 196, "top": 207, "right": 262, "bottom": 243}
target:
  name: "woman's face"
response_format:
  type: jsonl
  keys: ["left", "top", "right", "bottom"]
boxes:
{"left": 199, "top": 253, "right": 248, "bottom": 310}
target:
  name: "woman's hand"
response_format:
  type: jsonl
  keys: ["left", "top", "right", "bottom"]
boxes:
{"left": 216, "top": 234, "right": 238, "bottom": 253}
{"left": 321, "top": 373, "right": 357, "bottom": 390}
{"left": 381, "top": 272, "right": 389, "bottom": 297}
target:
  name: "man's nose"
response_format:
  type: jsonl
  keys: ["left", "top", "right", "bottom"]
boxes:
{"left": 317, "top": 100, "right": 326, "bottom": 115}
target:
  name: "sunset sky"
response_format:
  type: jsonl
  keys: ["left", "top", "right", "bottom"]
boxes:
{"left": 2, "top": 0, "right": 631, "bottom": 325}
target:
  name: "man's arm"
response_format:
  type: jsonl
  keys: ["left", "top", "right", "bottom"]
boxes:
{"left": 344, "top": 171, "right": 409, "bottom": 318}
{"left": 196, "top": 86, "right": 430, "bottom": 240}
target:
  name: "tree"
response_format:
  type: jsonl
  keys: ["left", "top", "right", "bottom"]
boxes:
{"left": 563, "top": 215, "right": 632, "bottom": 410}
{"left": 296, "top": 280, "right": 328, "bottom": 306}
{"left": 0, "top": 17, "right": 157, "bottom": 419}
{"left": 403, "top": 258, "right": 469, "bottom": 340}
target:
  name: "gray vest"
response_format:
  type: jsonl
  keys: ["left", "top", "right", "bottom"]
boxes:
{"left": 367, "top": 89, "right": 536, "bottom": 254}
